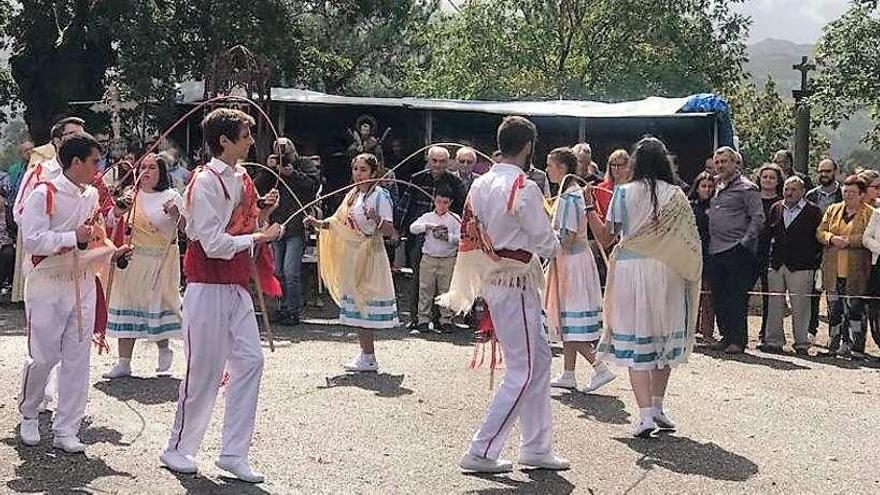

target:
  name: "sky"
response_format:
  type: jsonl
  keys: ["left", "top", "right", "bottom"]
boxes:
{"left": 441, "top": 0, "right": 853, "bottom": 44}
{"left": 735, "top": 0, "right": 851, "bottom": 44}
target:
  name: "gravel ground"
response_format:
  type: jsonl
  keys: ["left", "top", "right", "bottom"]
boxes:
{"left": 1, "top": 301, "right": 879, "bottom": 494}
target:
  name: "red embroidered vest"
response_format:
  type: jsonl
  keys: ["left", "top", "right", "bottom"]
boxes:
{"left": 183, "top": 167, "right": 281, "bottom": 296}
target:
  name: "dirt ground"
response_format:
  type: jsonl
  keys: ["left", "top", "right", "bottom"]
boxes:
{"left": 1, "top": 299, "right": 879, "bottom": 494}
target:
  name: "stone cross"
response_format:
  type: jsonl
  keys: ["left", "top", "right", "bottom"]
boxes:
{"left": 90, "top": 84, "right": 138, "bottom": 140}
{"left": 792, "top": 56, "right": 816, "bottom": 101}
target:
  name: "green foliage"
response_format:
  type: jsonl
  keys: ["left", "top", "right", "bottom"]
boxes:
{"left": 0, "top": 0, "right": 437, "bottom": 139}
{"left": 402, "top": 0, "right": 750, "bottom": 101}
{"left": 812, "top": 0, "right": 880, "bottom": 147}
{"left": 727, "top": 77, "right": 829, "bottom": 172}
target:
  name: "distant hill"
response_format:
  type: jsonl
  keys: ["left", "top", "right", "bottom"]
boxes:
{"left": 746, "top": 38, "right": 813, "bottom": 96}
{"left": 747, "top": 38, "right": 874, "bottom": 162}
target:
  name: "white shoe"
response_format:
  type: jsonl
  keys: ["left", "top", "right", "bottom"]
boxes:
{"left": 837, "top": 342, "right": 852, "bottom": 358}
{"left": 459, "top": 453, "right": 513, "bottom": 473}
{"left": 19, "top": 418, "right": 40, "bottom": 446}
{"left": 160, "top": 450, "right": 198, "bottom": 474}
{"left": 343, "top": 353, "right": 378, "bottom": 372}
{"left": 518, "top": 452, "right": 571, "bottom": 470}
{"left": 102, "top": 363, "right": 132, "bottom": 379}
{"left": 654, "top": 409, "right": 676, "bottom": 431}
{"left": 581, "top": 367, "right": 616, "bottom": 394}
{"left": 156, "top": 348, "right": 174, "bottom": 376}
{"left": 549, "top": 373, "right": 577, "bottom": 389}
{"left": 53, "top": 435, "right": 85, "bottom": 453}
{"left": 215, "top": 457, "right": 265, "bottom": 483}
{"left": 632, "top": 417, "right": 657, "bottom": 438}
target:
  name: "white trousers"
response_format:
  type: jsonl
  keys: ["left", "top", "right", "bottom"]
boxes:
{"left": 19, "top": 275, "right": 95, "bottom": 438}
{"left": 468, "top": 284, "right": 553, "bottom": 460}
{"left": 165, "top": 284, "right": 264, "bottom": 459}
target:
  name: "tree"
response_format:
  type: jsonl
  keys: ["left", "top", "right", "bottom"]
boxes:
{"left": 4, "top": 0, "right": 114, "bottom": 141}
{"left": 1, "top": 0, "right": 437, "bottom": 140}
{"left": 727, "top": 77, "right": 829, "bottom": 171}
{"left": 812, "top": 0, "right": 880, "bottom": 147}
{"left": 401, "top": 0, "right": 750, "bottom": 101}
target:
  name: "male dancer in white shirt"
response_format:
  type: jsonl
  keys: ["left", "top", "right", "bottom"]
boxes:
{"left": 160, "top": 108, "right": 283, "bottom": 483}
{"left": 455, "top": 116, "right": 569, "bottom": 473}
{"left": 18, "top": 132, "right": 131, "bottom": 452}
{"left": 13, "top": 117, "right": 87, "bottom": 411}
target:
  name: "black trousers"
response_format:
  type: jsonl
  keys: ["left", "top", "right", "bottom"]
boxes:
{"left": 405, "top": 235, "right": 424, "bottom": 323}
{"left": 0, "top": 244, "right": 14, "bottom": 288}
{"left": 709, "top": 245, "right": 758, "bottom": 348}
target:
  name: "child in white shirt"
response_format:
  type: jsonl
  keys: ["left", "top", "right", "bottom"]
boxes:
{"left": 409, "top": 187, "right": 460, "bottom": 333}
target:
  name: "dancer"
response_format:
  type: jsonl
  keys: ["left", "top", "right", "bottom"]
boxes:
{"left": 306, "top": 153, "right": 399, "bottom": 372}
{"left": 543, "top": 147, "right": 615, "bottom": 393}
{"left": 103, "top": 153, "right": 184, "bottom": 379}
{"left": 17, "top": 133, "right": 131, "bottom": 452}
{"left": 440, "top": 116, "right": 569, "bottom": 473}
{"left": 589, "top": 137, "right": 701, "bottom": 437}
{"left": 161, "top": 108, "right": 283, "bottom": 482}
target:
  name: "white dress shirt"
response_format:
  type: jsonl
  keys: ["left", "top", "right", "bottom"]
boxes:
{"left": 469, "top": 163, "right": 558, "bottom": 258}
{"left": 410, "top": 210, "right": 461, "bottom": 257}
{"left": 14, "top": 157, "right": 62, "bottom": 224}
{"left": 782, "top": 198, "right": 807, "bottom": 229}
{"left": 183, "top": 157, "right": 254, "bottom": 260}
{"left": 21, "top": 173, "right": 97, "bottom": 256}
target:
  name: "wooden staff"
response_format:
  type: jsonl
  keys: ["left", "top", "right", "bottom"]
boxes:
{"left": 250, "top": 246, "right": 275, "bottom": 352}
{"left": 73, "top": 249, "right": 84, "bottom": 342}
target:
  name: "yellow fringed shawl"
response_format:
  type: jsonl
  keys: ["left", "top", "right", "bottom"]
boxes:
{"left": 317, "top": 189, "right": 394, "bottom": 313}
{"left": 601, "top": 188, "right": 703, "bottom": 361}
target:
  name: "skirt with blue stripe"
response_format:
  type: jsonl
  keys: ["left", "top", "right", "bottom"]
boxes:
{"left": 339, "top": 295, "right": 399, "bottom": 329}
{"left": 555, "top": 246, "right": 603, "bottom": 342}
{"left": 107, "top": 308, "right": 182, "bottom": 340}
{"left": 598, "top": 252, "right": 690, "bottom": 370}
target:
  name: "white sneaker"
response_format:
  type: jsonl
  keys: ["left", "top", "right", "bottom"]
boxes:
{"left": 581, "top": 367, "right": 616, "bottom": 394}
{"left": 518, "top": 452, "right": 571, "bottom": 470}
{"left": 19, "top": 418, "right": 40, "bottom": 446}
{"left": 160, "top": 450, "right": 198, "bottom": 474}
{"left": 459, "top": 453, "right": 513, "bottom": 473}
{"left": 654, "top": 409, "right": 676, "bottom": 431}
{"left": 343, "top": 353, "right": 378, "bottom": 372}
{"left": 215, "top": 457, "right": 265, "bottom": 483}
{"left": 156, "top": 348, "right": 174, "bottom": 376}
{"left": 102, "top": 363, "right": 132, "bottom": 379}
{"left": 837, "top": 342, "right": 852, "bottom": 358}
{"left": 549, "top": 372, "right": 577, "bottom": 389}
{"left": 53, "top": 435, "right": 85, "bottom": 453}
{"left": 632, "top": 417, "right": 657, "bottom": 438}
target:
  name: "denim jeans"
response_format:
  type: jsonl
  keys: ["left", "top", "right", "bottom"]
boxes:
{"left": 274, "top": 235, "right": 305, "bottom": 317}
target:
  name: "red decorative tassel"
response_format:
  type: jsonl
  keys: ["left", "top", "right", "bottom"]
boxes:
{"left": 219, "top": 370, "right": 231, "bottom": 387}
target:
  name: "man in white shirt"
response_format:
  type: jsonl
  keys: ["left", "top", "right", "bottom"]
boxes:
{"left": 17, "top": 133, "right": 131, "bottom": 453}
{"left": 13, "top": 117, "right": 87, "bottom": 413}
{"left": 160, "top": 108, "right": 283, "bottom": 483}
{"left": 409, "top": 186, "right": 461, "bottom": 333}
{"left": 458, "top": 116, "right": 569, "bottom": 474}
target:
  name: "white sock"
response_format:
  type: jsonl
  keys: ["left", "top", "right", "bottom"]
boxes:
{"left": 117, "top": 358, "right": 131, "bottom": 368}
{"left": 592, "top": 361, "right": 608, "bottom": 372}
{"left": 560, "top": 370, "right": 575, "bottom": 378}
{"left": 652, "top": 396, "right": 664, "bottom": 412}
{"left": 639, "top": 407, "right": 654, "bottom": 422}
{"left": 363, "top": 353, "right": 376, "bottom": 361}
